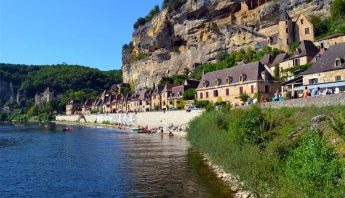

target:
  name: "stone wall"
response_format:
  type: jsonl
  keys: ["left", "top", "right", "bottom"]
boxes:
{"left": 261, "top": 93, "right": 345, "bottom": 109}
{"left": 56, "top": 110, "right": 204, "bottom": 129}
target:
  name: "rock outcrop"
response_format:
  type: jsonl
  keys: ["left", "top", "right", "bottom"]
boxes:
{"left": 122, "top": 0, "right": 332, "bottom": 89}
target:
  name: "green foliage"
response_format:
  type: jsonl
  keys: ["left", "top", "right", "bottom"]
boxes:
{"left": 289, "top": 42, "right": 300, "bottom": 55}
{"left": 193, "top": 100, "right": 209, "bottom": 108}
{"left": 188, "top": 105, "right": 345, "bottom": 196}
{"left": 239, "top": 93, "right": 250, "bottom": 103}
{"left": 133, "top": 5, "right": 160, "bottom": 29}
{"left": 237, "top": 106, "right": 268, "bottom": 145}
{"left": 284, "top": 130, "right": 343, "bottom": 197}
{"left": 159, "top": 75, "right": 186, "bottom": 86}
{"left": 329, "top": 112, "right": 345, "bottom": 138}
{"left": 191, "top": 47, "right": 283, "bottom": 80}
{"left": 131, "top": 53, "right": 151, "bottom": 62}
{"left": 312, "top": 0, "right": 345, "bottom": 39}
{"left": 331, "top": 0, "right": 345, "bottom": 20}
{"left": 130, "top": 80, "right": 136, "bottom": 92}
{"left": 133, "top": 17, "right": 146, "bottom": 29}
{"left": 0, "top": 112, "right": 8, "bottom": 122}
{"left": 183, "top": 88, "right": 196, "bottom": 100}
{"left": 122, "top": 42, "right": 134, "bottom": 54}
{"left": 176, "top": 99, "right": 186, "bottom": 109}
{"left": 282, "top": 64, "right": 312, "bottom": 78}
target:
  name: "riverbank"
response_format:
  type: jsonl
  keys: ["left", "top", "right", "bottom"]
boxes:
{"left": 54, "top": 120, "right": 188, "bottom": 137}
{"left": 188, "top": 105, "right": 345, "bottom": 197}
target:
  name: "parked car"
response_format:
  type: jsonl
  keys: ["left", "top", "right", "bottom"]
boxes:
{"left": 186, "top": 105, "right": 199, "bottom": 112}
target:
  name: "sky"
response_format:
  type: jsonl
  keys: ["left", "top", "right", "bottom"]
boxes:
{"left": 0, "top": 0, "right": 162, "bottom": 71}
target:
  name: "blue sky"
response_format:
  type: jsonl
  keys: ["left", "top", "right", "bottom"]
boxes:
{"left": 0, "top": 0, "right": 162, "bottom": 71}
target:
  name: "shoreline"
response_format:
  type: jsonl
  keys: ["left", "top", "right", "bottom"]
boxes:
{"left": 53, "top": 121, "right": 188, "bottom": 137}
{"left": 202, "top": 154, "right": 257, "bottom": 198}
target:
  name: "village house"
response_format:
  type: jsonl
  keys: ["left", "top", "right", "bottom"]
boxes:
{"left": 160, "top": 84, "right": 174, "bottom": 110}
{"left": 128, "top": 89, "right": 151, "bottom": 112}
{"left": 81, "top": 99, "right": 95, "bottom": 115}
{"left": 35, "top": 87, "right": 55, "bottom": 105}
{"left": 169, "top": 80, "right": 199, "bottom": 109}
{"left": 299, "top": 43, "right": 345, "bottom": 93}
{"left": 150, "top": 85, "right": 164, "bottom": 110}
{"left": 234, "top": 0, "right": 274, "bottom": 25}
{"left": 196, "top": 61, "right": 280, "bottom": 105}
{"left": 274, "top": 11, "right": 315, "bottom": 53}
{"left": 314, "top": 33, "right": 345, "bottom": 49}
{"left": 279, "top": 40, "right": 319, "bottom": 81}
{"left": 66, "top": 100, "right": 83, "bottom": 115}
{"left": 263, "top": 52, "right": 290, "bottom": 78}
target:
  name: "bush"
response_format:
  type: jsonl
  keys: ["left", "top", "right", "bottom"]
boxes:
{"left": 239, "top": 93, "right": 250, "bottom": 103}
{"left": 194, "top": 100, "right": 209, "bottom": 108}
{"left": 237, "top": 106, "right": 268, "bottom": 145}
{"left": 284, "top": 129, "right": 343, "bottom": 197}
{"left": 183, "top": 88, "right": 196, "bottom": 100}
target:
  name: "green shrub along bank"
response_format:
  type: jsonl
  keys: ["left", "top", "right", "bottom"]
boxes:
{"left": 187, "top": 106, "right": 345, "bottom": 196}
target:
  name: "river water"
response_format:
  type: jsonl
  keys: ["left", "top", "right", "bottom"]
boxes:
{"left": 0, "top": 125, "right": 232, "bottom": 197}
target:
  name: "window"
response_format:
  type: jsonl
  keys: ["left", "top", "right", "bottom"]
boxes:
{"left": 293, "top": 59, "right": 300, "bottom": 66}
{"left": 309, "top": 78, "right": 318, "bottom": 85}
{"left": 226, "top": 77, "right": 233, "bottom": 84}
{"left": 286, "top": 28, "right": 289, "bottom": 33}
{"left": 265, "top": 85, "right": 269, "bottom": 93}
{"left": 335, "top": 76, "right": 342, "bottom": 81}
{"left": 226, "top": 89, "right": 230, "bottom": 96}
{"left": 200, "top": 92, "right": 203, "bottom": 99}
{"left": 239, "top": 74, "right": 246, "bottom": 82}
{"left": 251, "top": 85, "right": 254, "bottom": 93}
{"left": 286, "top": 38, "right": 289, "bottom": 45}
{"left": 320, "top": 43, "right": 324, "bottom": 48}
{"left": 305, "top": 28, "right": 310, "bottom": 35}
{"left": 206, "top": 92, "right": 209, "bottom": 98}
{"left": 239, "top": 87, "right": 243, "bottom": 95}
{"left": 285, "top": 21, "right": 288, "bottom": 25}
{"left": 214, "top": 90, "right": 218, "bottom": 97}
{"left": 335, "top": 58, "right": 344, "bottom": 67}
{"left": 301, "top": 19, "right": 304, "bottom": 24}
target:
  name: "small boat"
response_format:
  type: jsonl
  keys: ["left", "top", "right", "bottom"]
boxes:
{"left": 130, "top": 127, "right": 144, "bottom": 132}
{"left": 62, "top": 127, "right": 73, "bottom": 132}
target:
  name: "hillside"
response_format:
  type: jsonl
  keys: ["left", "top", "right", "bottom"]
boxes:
{"left": 0, "top": 63, "right": 122, "bottom": 107}
{"left": 122, "top": 0, "right": 333, "bottom": 89}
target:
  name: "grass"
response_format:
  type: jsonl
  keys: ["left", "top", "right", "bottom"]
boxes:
{"left": 187, "top": 105, "right": 345, "bottom": 196}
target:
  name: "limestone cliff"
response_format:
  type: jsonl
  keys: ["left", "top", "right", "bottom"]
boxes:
{"left": 122, "top": 0, "right": 332, "bottom": 89}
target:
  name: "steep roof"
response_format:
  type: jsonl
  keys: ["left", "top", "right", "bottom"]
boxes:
{"left": 286, "top": 40, "right": 319, "bottom": 61}
{"left": 316, "top": 33, "right": 345, "bottom": 42}
{"left": 280, "top": 10, "right": 291, "bottom": 21}
{"left": 303, "top": 43, "right": 345, "bottom": 75}
{"left": 162, "top": 84, "right": 174, "bottom": 93}
{"left": 271, "top": 53, "right": 290, "bottom": 67}
{"left": 260, "top": 55, "right": 275, "bottom": 67}
{"left": 197, "top": 62, "right": 275, "bottom": 89}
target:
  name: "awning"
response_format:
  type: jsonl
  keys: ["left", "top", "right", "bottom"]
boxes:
{"left": 294, "top": 81, "right": 345, "bottom": 91}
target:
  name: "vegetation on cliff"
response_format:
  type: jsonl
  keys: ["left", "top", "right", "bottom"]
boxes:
{"left": 311, "top": 0, "right": 345, "bottom": 39}
{"left": 0, "top": 63, "right": 121, "bottom": 122}
{"left": 188, "top": 106, "right": 345, "bottom": 196}
{"left": 190, "top": 47, "right": 282, "bottom": 80}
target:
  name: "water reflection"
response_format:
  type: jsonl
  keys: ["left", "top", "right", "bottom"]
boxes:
{"left": 0, "top": 125, "right": 232, "bottom": 197}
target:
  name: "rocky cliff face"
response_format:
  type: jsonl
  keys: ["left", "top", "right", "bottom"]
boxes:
{"left": 0, "top": 78, "right": 13, "bottom": 102}
{"left": 122, "top": 0, "right": 332, "bottom": 89}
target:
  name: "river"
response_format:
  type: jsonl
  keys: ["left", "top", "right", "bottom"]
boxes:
{"left": 0, "top": 124, "right": 232, "bottom": 197}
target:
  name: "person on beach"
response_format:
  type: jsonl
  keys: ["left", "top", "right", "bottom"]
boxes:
{"left": 274, "top": 90, "right": 280, "bottom": 101}
{"left": 303, "top": 87, "right": 310, "bottom": 98}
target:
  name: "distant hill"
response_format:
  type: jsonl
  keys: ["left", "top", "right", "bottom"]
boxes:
{"left": 0, "top": 63, "right": 122, "bottom": 104}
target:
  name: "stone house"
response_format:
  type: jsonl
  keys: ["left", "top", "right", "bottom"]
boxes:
{"left": 300, "top": 43, "right": 345, "bottom": 92}
{"left": 169, "top": 80, "right": 199, "bottom": 109}
{"left": 314, "top": 33, "right": 345, "bottom": 49}
{"left": 150, "top": 85, "right": 165, "bottom": 110}
{"left": 276, "top": 12, "right": 315, "bottom": 52}
{"left": 160, "top": 84, "right": 174, "bottom": 110}
{"left": 234, "top": 0, "right": 273, "bottom": 25}
{"left": 66, "top": 100, "right": 82, "bottom": 115}
{"left": 35, "top": 87, "right": 55, "bottom": 105}
{"left": 129, "top": 89, "right": 151, "bottom": 112}
{"left": 81, "top": 99, "right": 95, "bottom": 115}
{"left": 263, "top": 53, "right": 290, "bottom": 78}
{"left": 279, "top": 40, "right": 319, "bottom": 81}
{"left": 196, "top": 61, "right": 280, "bottom": 105}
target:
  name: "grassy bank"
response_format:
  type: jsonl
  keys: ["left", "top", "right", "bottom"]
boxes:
{"left": 187, "top": 105, "right": 345, "bottom": 197}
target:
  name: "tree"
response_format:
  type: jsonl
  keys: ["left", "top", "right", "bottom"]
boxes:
{"left": 183, "top": 88, "right": 196, "bottom": 100}
{"left": 240, "top": 93, "right": 250, "bottom": 103}
{"left": 331, "top": 0, "right": 345, "bottom": 20}
{"left": 134, "top": 17, "right": 146, "bottom": 29}
{"left": 274, "top": 64, "right": 280, "bottom": 80}
{"left": 130, "top": 80, "right": 136, "bottom": 92}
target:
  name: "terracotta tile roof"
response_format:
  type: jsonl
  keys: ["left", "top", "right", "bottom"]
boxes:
{"left": 303, "top": 43, "right": 345, "bottom": 75}
{"left": 197, "top": 61, "right": 275, "bottom": 89}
